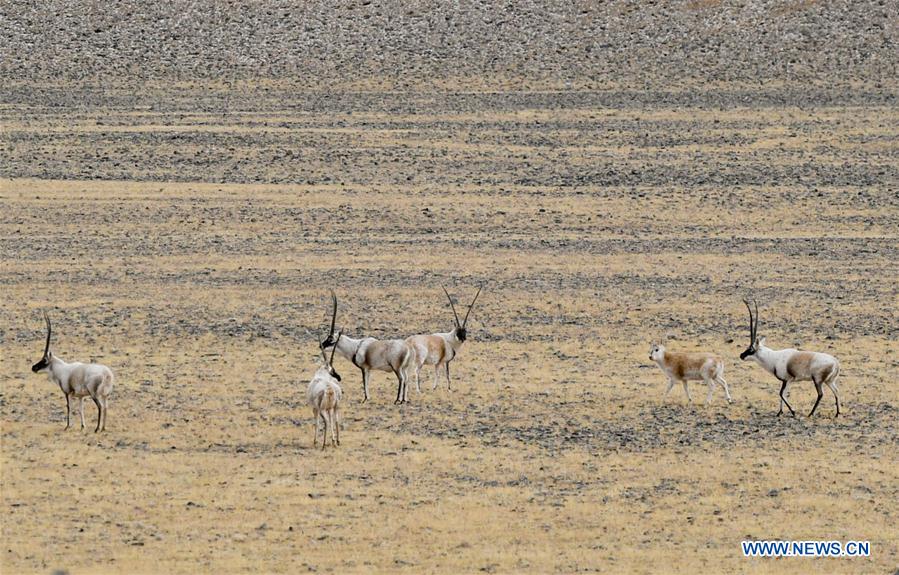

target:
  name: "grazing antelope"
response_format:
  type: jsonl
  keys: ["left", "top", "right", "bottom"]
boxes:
{"left": 739, "top": 299, "right": 841, "bottom": 417}
{"left": 319, "top": 292, "right": 415, "bottom": 404}
{"left": 649, "top": 343, "right": 732, "bottom": 404}
{"left": 406, "top": 285, "right": 483, "bottom": 393}
{"left": 30, "top": 312, "right": 114, "bottom": 432}
{"left": 307, "top": 332, "right": 343, "bottom": 449}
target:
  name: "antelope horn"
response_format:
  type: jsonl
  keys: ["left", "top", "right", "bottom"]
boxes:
{"left": 42, "top": 311, "right": 52, "bottom": 356}
{"left": 327, "top": 290, "right": 338, "bottom": 339}
{"left": 443, "top": 287, "right": 461, "bottom": 328}
{"left": 330, "top": 332, "right": 342, "bottom": 366}
{"left": 319, "top": 324, "right": 330, "bottom": 362}
{"left": 462, "top": 284, "right": 483, "bottom": 328}
{"left": 754, "top": 299, "right": 760, "bottom": 339}
{"left": 742, "top": 298, "right": 756, "bottom": 342}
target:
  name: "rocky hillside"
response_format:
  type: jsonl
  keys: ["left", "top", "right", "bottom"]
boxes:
{"left": 2, "top": 0, "right": 896, "bottom": 90}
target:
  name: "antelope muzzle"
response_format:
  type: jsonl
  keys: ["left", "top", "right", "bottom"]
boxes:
{"left": 32, "top": 356, "right": 49, "bottom": 372}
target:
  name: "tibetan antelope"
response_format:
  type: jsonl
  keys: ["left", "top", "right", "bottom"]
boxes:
{"left": 307, "top": 332, "right": 343, "bottom": 449}
{"left": 30, "top": 312, "right": 114, "bottom": 432}
{"left": 739, "top": 299, "right": 841, "bottom": 417}
{"left": 319, "top": 292, "right": 415, "bottom": 404}
{"left": 649, "top": 343, "right": 732, "bottom": 404}
{"left": 406, "top": 285, "right": 483, "bottom": 393}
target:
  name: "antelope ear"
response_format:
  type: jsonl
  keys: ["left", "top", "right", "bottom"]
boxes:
{"left": 757, "top": 336, "right": 766, "bottom": 347}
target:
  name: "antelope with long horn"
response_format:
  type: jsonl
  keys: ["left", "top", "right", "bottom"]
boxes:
{"left": 30, "top": 312, "right": 115, "bottom": 432}
{"left": 739, "top": 299, "right": 841, "bottom": 417}
{"left": 406, "top": 285, "right": 483, "bottom": 393}
{"left": 319, "top": 292, "right": 415, "bottom": 404}
{"left": 307, "top": 331, "right": 343, "bottom": 449}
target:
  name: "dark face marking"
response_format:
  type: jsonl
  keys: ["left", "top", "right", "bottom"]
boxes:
{"left": 32, "top": 356, "right": 49, "bottom": 372}
{"left": 456, "top": 327, "right": 467, "bottom": 342}
{"left": 320, "top": 335, "right": 336, "bottom": 349}
{"left": 740, "top": 346, "right": 756, "bottom": 360}
{"left": 330, "top": 368, "right": 341, "bottom": 382}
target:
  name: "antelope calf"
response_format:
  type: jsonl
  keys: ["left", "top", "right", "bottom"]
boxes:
{"left": 30, "top": 312, "right": 114, "bottom": 432}
{"left": 739, "top": 299, "right": 841, "bottom": 417}
{"left": 406, "top": 285, "right": 483, "bottom": 393}
{"left": 307, "top": 332, "right": 343, "bottom": 449}
{"left": 649, "top": 343, "right": 731, "bottom": 404}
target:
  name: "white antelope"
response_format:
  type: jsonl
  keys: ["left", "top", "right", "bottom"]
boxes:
{"left": 406, "top": 285, "right": 482, "bottom": 393}
{"left": 739, "top": 299, "right": 841, "bottom": 417}
{"left": 649, "top": 343, "right": 732, "bottom": 404}
{"left": 30, "top": 312, "right": 114, "bottom": 432}
{"left": 319, "top": 292, "right": 415, "bottom": 404}
{"left": 307, "top": 331, "right": 343, "bottom": 449}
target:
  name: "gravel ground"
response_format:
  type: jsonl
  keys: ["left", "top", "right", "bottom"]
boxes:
{"left": 2, "top": 0, "right": 897, "bottom": 89}
{"left": 2, "top": 2, "right": 898, "bottom": 573}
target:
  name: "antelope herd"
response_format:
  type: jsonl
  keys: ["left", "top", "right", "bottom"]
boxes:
{"left": 28, "top": 290, "right": 844, "bottom": 446}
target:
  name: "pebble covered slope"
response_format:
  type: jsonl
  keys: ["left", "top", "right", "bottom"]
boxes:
{"left": 2, "top": 0, "right": 897, "bottom": 89}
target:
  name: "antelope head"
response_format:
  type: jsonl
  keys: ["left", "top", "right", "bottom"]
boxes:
{"left": 319, "top": 331, "right": 342, "bottom": 381}
{"left": 649, "top": 342, "right": 666, "bottom": 362}
{"left": 443, "top": 285, "right": 483, "bottom": 343}
{"left": 31, "top": 311, "right": 53, "bottom": 372}
{"left": 320, "top": 290, "right": 339, "bottom": 350}
{"left": 739, "top": 299, "right": 765, "bottom": 360}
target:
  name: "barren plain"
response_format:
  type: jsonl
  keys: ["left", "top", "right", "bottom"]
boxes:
{"left": 2, "top": 1, "right": 899, "bottom": 574}
{"left": 2, "top": 91, "right": 897, "bottom": 574}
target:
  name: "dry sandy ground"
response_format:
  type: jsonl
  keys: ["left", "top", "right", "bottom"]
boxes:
{"left": 1, "top": 99, "right": 897, "bottom": 574}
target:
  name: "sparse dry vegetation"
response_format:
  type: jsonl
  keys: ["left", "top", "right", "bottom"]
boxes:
{"left": 2, "top": 1, "right": 898, "bottom": 573}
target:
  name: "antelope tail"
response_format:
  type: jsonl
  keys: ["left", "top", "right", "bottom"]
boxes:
{"left": 400, "top": 346, "right": 414, "bottom": 381}
{"left": 317, "top": 388, "right": 336, "bottom": 410}
{"left": 826, "top": 362, "right": 841, "bottom": 385}
{"left": 103, "top": 370, "right": 115, "bottom": 392}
